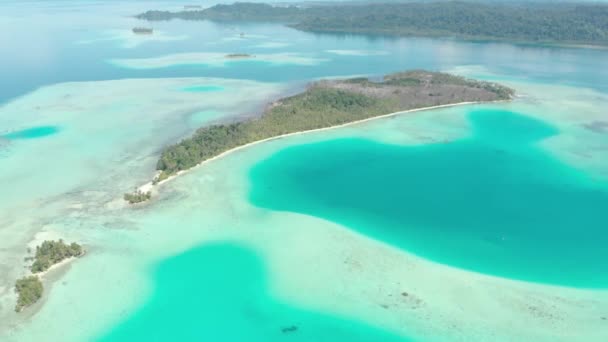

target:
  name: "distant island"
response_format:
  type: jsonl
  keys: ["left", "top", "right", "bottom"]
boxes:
{"left": 124, "top": 70, "right": 513, "bottom": 203}
{"left": 124, "top": 190, "right": 152, "bottom": 204}
{"left": 132, "top": 27, "right": 153, "bottom": 35}
{"left": 136, "top": 2, "right": 608, "bottom": 45}
{"left": 15, "top": 240, "right": 84, "bottom": 312}
{"left": 225, "top": 53, "right": 253, "bottom": 59}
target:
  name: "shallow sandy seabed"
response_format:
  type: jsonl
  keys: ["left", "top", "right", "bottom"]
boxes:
{"left": 1, "top": 79, "right": 608, "bottom": 341}
{"left": 0, "top": 77, "right": 286, "bottom": 321}
{"left": 76, "top": 29, "right": 189, "bottom": 49}
{"left": 251, "top": 42, "right": 292, "bottom": 49}
{"left": 325, "top": 49, "right": 390, "bottom": 56}
{"left": 108, "top": 52, "right": 329, "bottom": 69}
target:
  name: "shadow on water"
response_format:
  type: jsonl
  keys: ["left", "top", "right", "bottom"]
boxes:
{"left": 249, "top": 110, "right": 608, "bottom": 288}
{"left": 98, "top": 243, "right": 412, "bottom": 342}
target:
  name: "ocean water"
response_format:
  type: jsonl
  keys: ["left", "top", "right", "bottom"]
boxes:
{"left": 249, "top": 109, "right": 608, "bottom": 288}
{"left": 1, "top": 1, "right": 608, "bottom": 341}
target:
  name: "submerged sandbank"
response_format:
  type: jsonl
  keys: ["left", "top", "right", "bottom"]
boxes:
{"left": 0, "top": 77, "right": 287, "bottom": 327}
{"left": 108, "top": 52, "right": 329, "bottom": 69}
{"left": 76, "top": 29, "right": 189, "bottom": 49}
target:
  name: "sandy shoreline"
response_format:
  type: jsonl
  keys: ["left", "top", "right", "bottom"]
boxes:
{"left": 136, "top": 100, "right": 493, "bottom": 197}
{"left": 36, "top": 254, "right": 83, "bottom": 280}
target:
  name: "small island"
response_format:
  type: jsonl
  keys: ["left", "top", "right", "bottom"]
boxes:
{"left": 15, "top": 240, "right": 84, "bottom": 312}
{"left": 225, "top": 53, "right": 253, "bottom": 59}
{"left": 132, "top": 27, "right": 153, "bottom": 35}
{"left": 143, "top": 70, "right": 512, "bottom": 192}
{"left": 14, "top": 276, "right": 43, "bottom": 313}
{"left": 124, "top": 190, "right": 152, "bottom": 204}
{"left": 31, "top": 240, "right": 84, "bottom": 273}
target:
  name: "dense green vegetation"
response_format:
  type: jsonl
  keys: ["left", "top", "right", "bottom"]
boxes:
{"left": 138, "top": 3, "right": 302, "bottom": 22}
{"left": 31, "top": 240, "right": 84, "bottom": 273}
{"left": 14, "top": 240, "right": 84, "bottom": 312}
{"left": 156, "top": 87, "right": 396, "bottom": 176}
{"left": 124, "top": 190, "right": 152, "bottom": 204}
{"left": 154, "top": 71, "right": 512, "bottom": 179}
{"left": 136, "top": 2, "right": 608, "bottom": 45}
{"left": 15, "top": 276, "right": 43, "bottom": 312}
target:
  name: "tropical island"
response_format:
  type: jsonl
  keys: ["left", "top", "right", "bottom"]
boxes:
{"left": 225, "top": 53, "right": 253, "bottom": 59}
{"left": 124, "top": 70, "right": 513, "bottom": 203}
{"left": 136, "top": 2, "right": 608, "bottom": 45}
{"left": 15, "top": 240, "right": 84, "bottom": 312}
{"left": 30, "top": 240, "right": 84, "bottom": 273}
{"left": 14, "top": 276, "right": 43, "bottom": 313}
{"left": 132, "top": 27, "right": 153, "bottom": 35}
{"left": 124, "top": 190, "right": 152, "bottom": 204}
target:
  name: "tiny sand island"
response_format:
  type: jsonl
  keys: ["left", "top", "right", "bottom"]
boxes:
{"left": 124, "top": 70, "right": 513, "bottom": 203}
{"left": 132, "top": 27, "right": 153, "bottom": 35}
{"left": 15, "top": 240, "right": 84, "bottom": 312}
{"left": 224, "top": 53, "right": 254, "bottom": 59}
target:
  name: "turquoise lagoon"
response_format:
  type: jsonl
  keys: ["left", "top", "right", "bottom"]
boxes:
{"left": 1, "top": 1, "right": 608, "bottom": 341}
{"left": 180, "top": 85, "right": 224, "bottom": 92}
{"left": 250, "top": 110, "right": 608, "bottom": 288}
{"left": 99, "top": 243, "right": 411, "bottom": 342}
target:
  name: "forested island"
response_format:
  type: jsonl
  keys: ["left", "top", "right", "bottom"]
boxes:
{"left": 124, "top": 190, "right": 152, "bottom": 204}
{"left": 15, "top": 240, "right": 84, "bottom": 312}
{"left": 30, "top": 240, "right": 84, "bottom": 273}
{"left": 140, "top": 71, "right": 511, "bottom": 190}
{"left": 14, "top": 276, "right": 42, "bottom": 313}
{"left": 136, "top": 2, "right": 608, "bottom": 45}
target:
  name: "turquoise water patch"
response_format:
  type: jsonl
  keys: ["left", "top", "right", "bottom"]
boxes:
{"left": 98, "top": 243, "right": 412, "bottom": 342}
{"left": 180, "top": 85, "right": 225, "bottom": 92}
{"left": 249, "top": 110, "right": 608, "bottom": 288}
{"left": 1, "top": 126, "right": 60, "bottom": 140}
{"left": 189, "top": 110, "right": 221, "bottom": 125}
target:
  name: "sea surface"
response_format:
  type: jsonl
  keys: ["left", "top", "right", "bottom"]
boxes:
{"left": 1, "top": 1, "right": 608, "bottom": 341}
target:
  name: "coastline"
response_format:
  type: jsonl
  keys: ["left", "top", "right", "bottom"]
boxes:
{"left": 36, "top": 253, "right": 83, "bottom": 280}
{"left": 135, "top": 100, "right": 497, "bottom": 197}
